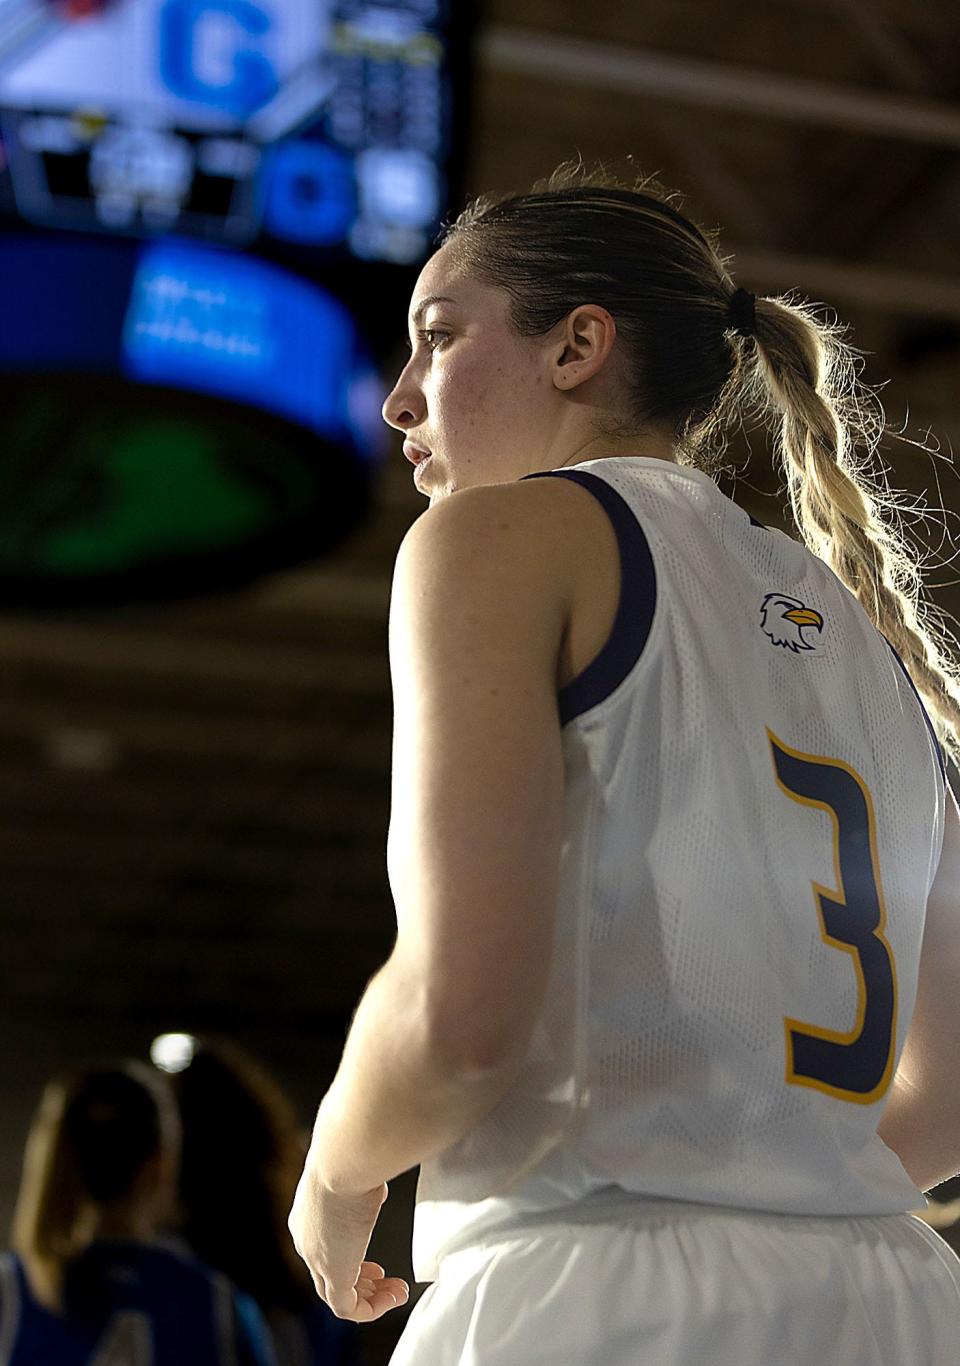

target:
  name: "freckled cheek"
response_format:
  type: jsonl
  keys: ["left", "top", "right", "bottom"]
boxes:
{"left": 434, "top": 362, "right": 487, "bottom": 429}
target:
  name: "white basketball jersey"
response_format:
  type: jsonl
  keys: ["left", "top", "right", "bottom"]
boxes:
{"left": 411, "top": 455, "right": 947, "bottom": 1284}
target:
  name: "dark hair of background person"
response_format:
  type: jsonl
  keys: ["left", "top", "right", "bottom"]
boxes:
{"left": 164, "top": 1037, "right": 317, "bottom": 1316}
{"left": 9, "top": 1059, "right": 179, "bottom": 1313}
{"left": 437, "top": 156, "right": 960, "bottom": 770}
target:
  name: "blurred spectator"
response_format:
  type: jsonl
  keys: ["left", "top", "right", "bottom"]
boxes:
{"left": 160, "top": 1035, "right": 359, "bottom": 1366}
{"left": 3, "top": 1058, "right": 276, "bottom": 1364}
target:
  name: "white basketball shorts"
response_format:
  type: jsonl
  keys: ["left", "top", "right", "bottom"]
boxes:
{"left": 388, "top": 1199, "right": 960, "bottom": 1365}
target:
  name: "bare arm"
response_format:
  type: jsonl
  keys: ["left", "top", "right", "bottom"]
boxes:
{"left": 877, "top": 773, "right": 960, "bottom": 1191}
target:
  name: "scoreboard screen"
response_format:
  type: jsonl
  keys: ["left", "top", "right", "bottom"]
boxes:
{"left": 0, "top": 1, "right": 472, "bottom": 607}
{"left": 0, "top": 0, "right": 461, "bottom": 264}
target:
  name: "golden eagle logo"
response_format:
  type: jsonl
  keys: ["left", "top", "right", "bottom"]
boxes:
{"left": 760, "top": 593, "right": 825, "bottom": 654}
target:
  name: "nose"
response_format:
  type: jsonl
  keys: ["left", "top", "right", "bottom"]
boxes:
{"left": 382, "top": 364, "right": 426, "bottom": 434}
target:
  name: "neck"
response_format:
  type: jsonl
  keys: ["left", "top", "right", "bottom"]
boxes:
{"left": 555, "top": 434, "right": 678, "bottom": 468}
{"left": 86, "top": 1206, "right": 157, "bottom": 1242}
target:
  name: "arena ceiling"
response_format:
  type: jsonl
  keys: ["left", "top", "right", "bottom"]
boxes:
{"left": 1, "top": 0, "right": 959, "bottom": 1201}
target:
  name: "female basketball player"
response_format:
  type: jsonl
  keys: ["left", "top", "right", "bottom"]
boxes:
{"left": 288, "top": 159, "right": 960, "bottom": 1363}
{"left": 4, "top": 1059, "right": 275, "bottom": 1364}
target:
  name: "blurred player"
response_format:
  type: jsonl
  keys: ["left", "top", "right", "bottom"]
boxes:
{"left": 290, "top": 159, "right": 960, "bottom": 1364}
{"left": 164, "top": 1035, "right": 359, "bottom": 1366}
{"left": 2, "top": 1058, "right": 276, "bottom": 1364}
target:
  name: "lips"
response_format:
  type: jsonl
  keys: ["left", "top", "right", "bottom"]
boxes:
{"left": 403, "top": 441, "right": 431, "bottom": 465}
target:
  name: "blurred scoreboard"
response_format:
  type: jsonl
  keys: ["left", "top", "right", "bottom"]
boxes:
{"left": 0, "top": 0, "right": 459, "bottom": 264}
{"left": 0, "top": 1, "right": 471, "bottom": 605}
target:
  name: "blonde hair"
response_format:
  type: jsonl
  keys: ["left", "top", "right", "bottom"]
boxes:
{"left": 440, "top": 157, "right": 960, "bottom": 773}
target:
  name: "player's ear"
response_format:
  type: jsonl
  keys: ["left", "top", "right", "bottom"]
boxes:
{"left": 551, "top": 305, "right": 618, "bottom": 392}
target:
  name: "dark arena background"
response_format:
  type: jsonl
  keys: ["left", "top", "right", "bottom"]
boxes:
{"left": 1, "top": 2, "right": 960, "bottom": 1363}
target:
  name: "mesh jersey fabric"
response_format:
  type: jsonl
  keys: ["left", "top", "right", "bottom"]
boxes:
{"left": 410, "top": 455, "right": 946, "bottom": 1285}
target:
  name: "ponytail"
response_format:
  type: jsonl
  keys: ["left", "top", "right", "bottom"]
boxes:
{"left": 727, "top": 291, "right": 960, "bottom": 772}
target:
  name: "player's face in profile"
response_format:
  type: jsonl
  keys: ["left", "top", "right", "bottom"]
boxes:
{"left": 381, "top": 243, "right": 564, "bottom": 502}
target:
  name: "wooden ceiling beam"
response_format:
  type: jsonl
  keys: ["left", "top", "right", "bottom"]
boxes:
{"left": 480, "top": 24, "right": 960, "bottom": 147}
{"left": 721, "top": 247, "right": 960, "bottom": 321}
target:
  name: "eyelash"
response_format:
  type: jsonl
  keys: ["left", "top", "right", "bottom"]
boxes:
{"left": 406, "top": 328, "right": 450, "bottom": 353}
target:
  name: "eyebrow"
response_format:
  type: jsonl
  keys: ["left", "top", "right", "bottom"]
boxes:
{"left": 409, "top": 294, "right": 457, "bottom": 330}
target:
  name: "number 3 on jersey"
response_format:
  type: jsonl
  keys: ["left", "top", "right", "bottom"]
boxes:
{"left": 767, "top": 728, "right": 897, "bottom": 1105}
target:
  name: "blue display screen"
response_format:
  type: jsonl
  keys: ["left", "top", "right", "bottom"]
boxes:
{"left": 0, "top": 233, "right": 387, "bottom": 458}
{"left": 122, "top": 239, "right": 366, "bottom": 443}
{"left": 0, "top": 0, "right": 458, "bottom": 264}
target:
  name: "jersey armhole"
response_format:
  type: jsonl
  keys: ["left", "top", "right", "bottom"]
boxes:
{"left": 520, "top": 468, "right": 657, "bottom": 725}
{"left": 880, "top": 633, "right": 948, "bottom": 790}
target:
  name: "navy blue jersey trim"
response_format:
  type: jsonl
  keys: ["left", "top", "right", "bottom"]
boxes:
{"left": 520, "top": 468, "right": 657, "bottom": 726}
{"left": 881, "top": 634, "right": 948, "bottom": 787}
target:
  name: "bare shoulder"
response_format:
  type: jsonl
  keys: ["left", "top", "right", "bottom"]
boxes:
{"left": 407, "top": 475, "right": 601, "bottom": 572}
{"left": 440, "top": 472, "right": 616, "bottom": 560}
{"left": 476, "top": 475, "right": 623, "bottom": 684}
{"left": 400, "top": 474, "right": 622, "bottom": 692}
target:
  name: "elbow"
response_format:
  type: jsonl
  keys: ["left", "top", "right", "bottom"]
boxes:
{"left": 426, "top": 1003, "right": 531, "bottom": 1080}
{"left": 877, "top": 1100, "right": 960, "bottom": 1194}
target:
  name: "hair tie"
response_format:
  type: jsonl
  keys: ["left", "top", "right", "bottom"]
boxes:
{"left": 728, "top": 287, "right": 756, "bottom": 337}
